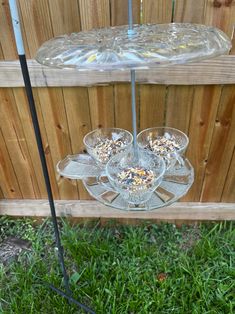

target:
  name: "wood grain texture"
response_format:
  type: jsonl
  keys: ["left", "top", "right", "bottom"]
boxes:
{"left": 78, "top": 0, "right": 110, "bottom": 30}
{"left": 139, "top": 85, "right": 166, "bottom": 130}
{"left": 173, "top": 0, "right": 206, "bottom": 23}
{"left": 222, "top": 148, "right": 235, "bottom": 202}
{"left": 31, "top": 89, "right": 60, "bottom": 199}
{"left": 48, "top": 0, "right": 81, "bottom": 36}
{"left": 88, "top": 86, "right": 115, "bottom": 128}
{"left": 201, "top": 85, "right": 235, "bottom": 201}
{"left": 18, "top": 0, "right": 53, "bottom": 58}
{"left": 0, "top": 200, "right": 234, "bottom": 221}
{"left": 142, "top": 0, "right": 173, "bottom": 23}
{"left": 0, "top": 43, "right": 4, "bottom": 59}
{"left": 79, "top": 0, "right": 114, "bottom": 138}
{"left": 3, "top": 57, "right": 235, "bottom": 87}
{"left": 62, "top": 87, "right": 92, "bottom": 199}
{"left": 110, "top": 0, "right": 140, "bottom": 26}
{"left": 183, "top": 86, "right": 222, "bottom": 201}
{"left": 0, "top": 0, "right": 17, "bottom": 59}
{"left": 13, "top": 88, "right": 47, "bottom": 198}
{"left": 0, "top": 128, "right": 22, "bottom": 199}
{"left": 165, "top": 85, "right": 194, "bottom": 133}
{"left": 114, "top": 83, "right": 139, "bottom": 132}
{"left": 204, "top": 0, "right": 235, "bottom": 37}
{"left": 36, "top": 88, "right": 79, "bottom": 200}
{"left": 0, "top": 88, "right": 40, "bottom": 198}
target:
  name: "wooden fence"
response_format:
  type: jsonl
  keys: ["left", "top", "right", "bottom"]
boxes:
{"left": 0, "top": 0, "right": 235, "bottom": 205}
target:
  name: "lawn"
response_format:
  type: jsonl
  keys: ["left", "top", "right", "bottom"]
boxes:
{"left": 0, "top": 217, "right": 234, "bottom": 314}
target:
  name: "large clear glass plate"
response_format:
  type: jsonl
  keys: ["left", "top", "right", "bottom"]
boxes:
{"left": 36, "top": 23, "right": 231, "bottom": 71}
{"left": 83, "top": 158, "right": 194, "bottom": 211}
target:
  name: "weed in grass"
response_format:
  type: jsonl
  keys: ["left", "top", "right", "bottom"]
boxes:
{"left": 0, "top": 218, "right": 234, "bottom": 313}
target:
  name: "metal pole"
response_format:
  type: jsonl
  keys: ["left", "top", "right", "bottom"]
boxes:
{"left": 131, "top": 70, "right": 137, "bottom": 152}
{"left": 128, "top": 0, "right": 133, "bottom": 32}
{"left": 128, "top": 0, "right": 137, "bottom": 152}
{"left": 8, "top": 1, "right": 95, "bottom": 313}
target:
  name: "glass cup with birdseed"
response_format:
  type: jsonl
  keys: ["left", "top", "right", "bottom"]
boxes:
{"left": 106, "top": 149, "right": 165, "bottom": 207}
{"left": 83, "top": 128, "right": 133, "bottom": 168}
{"left": 137, "top": 127, "right": 189, "bottom": 170}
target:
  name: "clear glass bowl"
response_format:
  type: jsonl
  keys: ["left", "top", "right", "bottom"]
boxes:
{"left": 106, "top": 149, "right": 165, "bottom": 206}
{"left": 137, "top": 127, "right": 189, "bottom": 169}
{"left": 83, "top": 128, "right": 133, "bottom": 167}
{"left": 35, "top": 23, "right": 231, "bottom": 71}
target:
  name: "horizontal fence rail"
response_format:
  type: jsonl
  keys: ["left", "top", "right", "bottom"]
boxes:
{"left": 0, "top": 200, "right": 235, "bottom": 223}
{"left": 1, "top": 56, "right": 235, "bottom": 87}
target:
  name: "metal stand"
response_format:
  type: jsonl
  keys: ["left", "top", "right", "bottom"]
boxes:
{"left": 128, "top": 0, "right": 138, "bottom": 154}
{"left": 9, "top": 1, "right": 95, "bottom": 313}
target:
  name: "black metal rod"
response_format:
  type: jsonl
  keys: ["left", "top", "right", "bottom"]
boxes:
{"left": 18, "top": 56, "right": 95, "bottom": 313}
{"left": 18, "top": 54, "right": 71, "bottom": 295}
{"left": 49, "top": 285, "right": 95, "bottom": 314}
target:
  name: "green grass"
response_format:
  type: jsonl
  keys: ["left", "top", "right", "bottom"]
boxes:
{"left": 0, "top": 217, "right": 234, "bottom": 314}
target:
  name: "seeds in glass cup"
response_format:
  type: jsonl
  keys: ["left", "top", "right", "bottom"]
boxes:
{"left": 144, "top": 134, "right": 180, "bottom": 167}
{"left": 93, "top": 137, "right": 128, "bottom": 163}
{"left": 117, "top": 167, "right": 155, "bottom": 191}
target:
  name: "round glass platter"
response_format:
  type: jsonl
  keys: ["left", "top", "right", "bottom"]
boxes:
{"left": 36, "top": 23, "right": 231, "bottom": 71}
{"left": 57, "top": 153, "right": 194, "bottom": 211}
{"left": 83, "top": 158, "right": 194, "bottom": 211}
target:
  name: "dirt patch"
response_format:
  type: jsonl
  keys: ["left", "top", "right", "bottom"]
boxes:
{"left": 0, "top": 236, "right": 31, "bottom": 265}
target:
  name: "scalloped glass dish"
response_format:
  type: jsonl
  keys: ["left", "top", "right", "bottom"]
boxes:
{"left": 36, "top": 23, "right": 231, "bottom": 71}
{"left": 56, "top": 154, "right": 101, "bottom": 179}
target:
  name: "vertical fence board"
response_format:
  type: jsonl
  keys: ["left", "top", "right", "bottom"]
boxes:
{"left": 63, "top": 87, "right": 92, "bottom": 199}
{"left": 79, "top": 0, "right": 114, "bottom": 135}
{"left": 139, "top": 85, "right": 166, "bottom": 130}
{"left": 48, "top": 0, "right": 81, "bottom": 35}
{"left": 18, "top": 0, "right": 53, "bottom": 58}
{"left": 110, "top": 0, "right": 140, "bottom": 26}
{"left": 140, "top": 1, "right": 172, "bottom": 132}
{"left": 37, "top": 88, "right": 79, "bottom": 199}
{"left": 174, "top": 0, "right": 206, "bottom": 23}
{"left": 201, "top": 85, "right": 235, "bottom": 201}
{"left": 47, "top": 1, "right": 84, "bottom": 198}
{"left": 199, "top": 0, "right": 235, "bottom": 201}
{"left": 19, "top": 0, "right": 81, "bottom": 200}
{"left": 32, "top": 89, "right": 60, "bottom": 199}
{"left": 165, "top": 86, "right": 194, "bottom": 133}
{"left": 222, "top": 148, "right": 235, "bottom": 202}
{"left": 0, "top": 43, "right": 4, "bottom": 59}
{"left": 0, "top": 88, "right": 40, "bottom": 198}
{"left": 79, "top": 0, "right": 110, "bottom": 29}
{"left": 183, "top": 86, "right": 222, "bottom": 201}
{"left": 0, "top": 128, "right": 22, "bottom": 199}
{"left": 0, "top": 1, "right": 17, "bottom": 59}
{"left": 88, "top": 86, "right": 115, "bottom": 128}
{"left": 13, "top": 88, "right": 47, "bottom": 198}
{"left": 204, "top": 0, "right": 235, "bottom": 37}
{"left": 142, "top": 0, "right": 173, "bottom": 23}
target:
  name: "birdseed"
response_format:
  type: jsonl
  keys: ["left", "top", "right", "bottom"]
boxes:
{"left": 117, "top": 167, "right": 155, "bottom": 191}
{"left": 93, "top": 138, "right": 128, "bottom": 163}
{"left": 145, "top": 134, "right": 180, "bottom": 166}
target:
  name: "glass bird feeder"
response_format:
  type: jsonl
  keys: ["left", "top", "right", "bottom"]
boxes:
{"left": 36, "top": 3, "right": 231, "bottom": 211}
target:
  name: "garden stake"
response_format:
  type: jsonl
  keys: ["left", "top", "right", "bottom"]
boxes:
{"left": 8, "top": 1, "right": 95, "bottom": 313}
